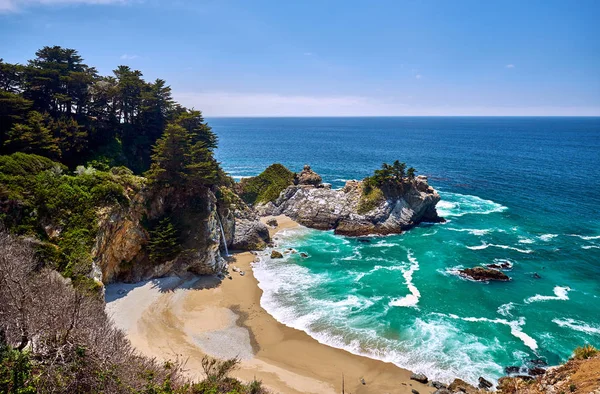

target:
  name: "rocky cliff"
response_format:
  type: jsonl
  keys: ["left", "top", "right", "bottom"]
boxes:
{"left": 93, "top": 184, "right": 269, "bottom": 284}
{"left": 256, "top": 166, "right": 443, "bottom": 236}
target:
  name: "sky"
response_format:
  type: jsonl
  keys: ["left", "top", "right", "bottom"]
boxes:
{"left": 1, "top": 0, "right": 599, "bottom": 116}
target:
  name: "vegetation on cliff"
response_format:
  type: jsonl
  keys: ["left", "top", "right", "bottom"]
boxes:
{"left": 236, "top": 163, "right": 295, "bottom": 205}
{"left": 358, "top": 160, "right": 417, "bottom": 214}
{"left": 0, "top": 231, "right": 268, "bottom": 394}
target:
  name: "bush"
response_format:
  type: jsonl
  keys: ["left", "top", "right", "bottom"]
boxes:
{"left": 573, "top": 344, "right": 598, "bottom": 360}
{"left": 237, "top": 164, "right": 295, "bottom": 205}
{"left": 357, "top": 184, "right": 384, "bottom": 214}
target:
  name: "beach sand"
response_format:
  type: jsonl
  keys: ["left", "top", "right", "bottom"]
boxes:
{"left": 105, "top": 215, "right": 434, "bottom": 394}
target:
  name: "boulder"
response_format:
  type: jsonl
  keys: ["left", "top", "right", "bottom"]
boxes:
{"left": 410, "top": 373, "right": 428, "bottom": 384}
{"left": 505, "top": 366, "right": 521, "bottom": 375}
{"left": 300, "top": 252, "right": 308, "bottom": 258}
{"left": 431, "top": 381, "right": 447, "bottom": 389}
{"left": 448, "top": 378, "right": 479, "bottom": 393}
{"left": 295, "top": 165, "right": 322, "bottom": 186}
{"left": 266, "top": 218, "right": 278, "bottom": 227}
{"left": 270, "top": 250, "right": 283, "bottom": 259}
{"left": 478, "top": 377, "right": 493, "bottom": 389}
{"left": 528, "top": 367, "right": 546, "bottom": 376}
{"left": 459, "top": 267, "right": 510, "bottom": 282}
{"left": 433, "top": 390, "right": 451, "bottom": 394}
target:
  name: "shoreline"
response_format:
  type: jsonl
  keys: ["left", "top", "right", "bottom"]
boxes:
{"left": 105, "top": 215, "right": 434, "bottom": 394}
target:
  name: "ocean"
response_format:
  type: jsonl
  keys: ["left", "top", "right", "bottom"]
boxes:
{"left": 209, "top": 116, "right": 600, "bottom": 385}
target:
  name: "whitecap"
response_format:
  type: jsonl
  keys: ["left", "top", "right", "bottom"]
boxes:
{"left": 446, "top": 227, "right": 492, "bottom": 236}
{"left": 437, "top": 192, "right": 507, "bottom": 217}
{"left": 497, "top": 302, "right": 515, "bottom": 317}
{"left": 524, "top": 286, "right": 571, "bottom": 304}
{"left": 553, "top": 318, "right": 600, "bottom": 336}
{"left": 582, "top": 245, "right": 600, "bottom": 250}
{"left": 446, "top": 314, "right": 538, "bottom": 351}
{"left": 518, "top": 237, "right": 535, "bottom": 244}
{"left": 467, "top": 242, "right": 532, "bottom": 254}
{"left": 567, "top": 234, "right": 600, "bottom": 241}
{"left": 539, "top": 234, "right": 558, "bottom": 242}
{"left": 389, "top": 251, "right": 421, "bottom": 308}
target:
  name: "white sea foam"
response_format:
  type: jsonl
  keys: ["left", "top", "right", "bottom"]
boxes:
{"left": 437, "top": 193, "right": 507, "bottom": 217}
{"left": 518, "top": 237, "right": 535, "bottom": 244}
{"left": 446, "top": 227, "right": 492, "bottom": 236}
{"left": 389, "top": 251, "right": 421, "bottom": 308}
{"left": 446, "top": 314, "right": 538, "bottom": 351}
{"left": 539, "top": 234, "right": 558, "bottom": 242}
{"left": 582, "top": 245, "right": 600, "bottom": 250}
{"left": 497, "top": 302, "right": 515, "bottom": 317}
{"left": 568, "top": 234, "right": 600, "bottom": 240}
{"left": 553, "top": 318, "right": 600, "bottom": 336}
{"left": 525, "top": 286, "right": 571, "bottom": 304}
{"left": 467, "top": 242, "right": 532, "bottom": 254}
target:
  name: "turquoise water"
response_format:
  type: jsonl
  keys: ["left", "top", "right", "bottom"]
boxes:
{"left": 209, "top": 117, "right": 600, "bottom": 384}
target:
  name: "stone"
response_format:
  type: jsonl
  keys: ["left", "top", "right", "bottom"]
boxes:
{"left": 266, "top": 218, "right": 278, "bottom": 227}
{"left": 528, "top": 367, "right": 546, "bottom": 376}
{"left": 410, "top": 373, "right": 428, "bottom": 384}
{"left": 300, "top": 252, "right": 308, "bottom": 258}
{"left": 459, "top": 267, "right": 510, "bottom": 281}
{"left": 433, "top": 390, "right": 451, "bottom": 394}
{"left": 270, "top": 250, "right": 283, "bottom": 259}
{"left": 256, "top": 167, "right": 443, "bottom": 236}
{"left": 448, "top": 378, "right": 479, "bottom": 393}
{"left": 478, "top": 377, "right": 493, "bottom": 389}
{"left": 411, "top": 389, "right": 420, "bottom": 394}
{"left": 505, "top": 366, "right": 521, "bottom": 374}
{"left": 487, "top": 260, "right": 513, "bottom": 270}
{"left": 431, "top": 381, "right": 447, "bottom": 389}
{"left": 295, "top": 165, "right": 322, "bottom": 186}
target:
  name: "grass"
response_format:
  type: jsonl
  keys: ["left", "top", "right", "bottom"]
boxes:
{"left": 357, "top": 185, "right": 384, "bottom": 214}
{"left": 573, "top": 344, "right": 598, "bottom": 360}
{"left": 237, "top": 164, "right": 295, "bottom": 205}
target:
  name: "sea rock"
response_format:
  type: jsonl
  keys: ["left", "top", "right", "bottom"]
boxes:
{"left": 300, "top": 252, "right": 308, "bottom": 258}
{"left": 431, "top": 381, "right": 447, "bottom": 389}
{"left": 459, "top": 267, "right": 510, "bottom": 282}
{"left": 478, "top": 377, "right": 493, "bottom": 389}
{"left": 486, "top": 260, "right": 513, "bottom": 270}
{"left": 410, "top": 373, "right": 428, "bottom": 384}
{"left": 257, "top": 167, "right": 443, "bottom": 236}
{"left": 528, "top": 367, "right": 546, "bottom": 376}
{"left": 231, "top": 205, "right": 271, "bottom": 250}
{"left": 271, "top": 250, "right": 283, "bottom": 259}
{"left": 505, "top": 366, "right": 521, "bottom": 375}
{"left": 448, "top": 378, "right": 479, "bottom": 393}
{"left": 295, "top": 164, "right": 322, "bottom": 186}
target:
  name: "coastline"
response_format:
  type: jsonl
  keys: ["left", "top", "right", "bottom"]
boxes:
{"left": 105, "top": 215, "right": 435, "bottom": 394}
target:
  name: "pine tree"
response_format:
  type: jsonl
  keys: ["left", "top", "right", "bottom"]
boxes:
{"left": 147, "top": 217, "right": 180, "bottom": 263}
{"left": 146, "top": 123, "right": 190, "bottom": 186}
{"left": 4, "top": 111, "right": 60, "bottom": 160}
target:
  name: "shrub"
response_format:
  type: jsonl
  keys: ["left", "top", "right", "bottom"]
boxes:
{"left": 237, "top": 164, "right": 295, "bottom": 205}
{"left": 573, "top": 344, "right": 598, "bottom": 360}
{"left": 357, "top": 184, "right": 384, "bottom": 214}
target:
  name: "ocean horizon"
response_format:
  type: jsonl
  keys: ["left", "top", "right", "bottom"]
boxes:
{"left": 210, "top": 116, "right": 600, "bottom": 385}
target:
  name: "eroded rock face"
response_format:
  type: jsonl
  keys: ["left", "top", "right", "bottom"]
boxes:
{"left": 231, "top": 206, "right": 270, "bottom": 250}
{"left": 256, "top": 173, "right": 443, "bottom": 236}
{"left": 295, "top": 164, "right": 323, "bottom": 186}
{"left": 459, "top": 267, "right": 510, "bottom": 282}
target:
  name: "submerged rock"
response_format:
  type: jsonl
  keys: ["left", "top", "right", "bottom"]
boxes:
{"left": 486, "top": 260, "right": 513, "bottom": 270}
{"left": 270, "top": 250, "right": 283, "bottom": 259}
{"left": 459, "top": 267, "right": 510, "bottom": 282}
{"left": 300, "top": 252, "right": 308, "bottom": 258}
{"left": 410, "top": 373, "right": 428, "bottom": 384}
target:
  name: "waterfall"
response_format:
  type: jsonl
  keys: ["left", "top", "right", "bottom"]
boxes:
{"left": 216, "top": 214, "right": 229, "bottom": 256}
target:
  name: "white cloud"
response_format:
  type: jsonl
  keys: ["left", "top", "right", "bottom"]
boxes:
{"left": 173, "top": 91, "right": 600, "bottom": 117}
{"left": 303, "top": 52, "right": 314, "bottom": 56}
{"left": 120, "top": 54, "right": 139, "bottom": 60}
{"left": 415, "top": 74, "right": 422, "bottom": 79}
{"left": 0, "top": 0, "right": 128, "bottom": 13}
{"left": 505, "top": 64, "right": 515, "bottom": 69}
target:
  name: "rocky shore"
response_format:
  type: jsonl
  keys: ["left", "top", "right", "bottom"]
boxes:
{"left": 256, "top": 165, "right": 443, "bottom": 236}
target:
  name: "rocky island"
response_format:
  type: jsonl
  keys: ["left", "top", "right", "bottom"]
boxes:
{"left": 242, "top": 163, "right": 443, "bottom": 236}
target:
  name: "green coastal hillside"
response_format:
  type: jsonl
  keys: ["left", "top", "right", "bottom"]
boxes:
{"left": 0, "top": 47, "right": 267, "bottom": 393}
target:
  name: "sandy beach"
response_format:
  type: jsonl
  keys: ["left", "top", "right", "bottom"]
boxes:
{"left": 105, "top": 215, "right": 434, "bottom": 394}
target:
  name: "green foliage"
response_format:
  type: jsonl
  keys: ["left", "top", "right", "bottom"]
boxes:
{"left": 573, "top": 344, "right": 598, "bottom": 360}
{"left": 0, "top": 153, "right": 130, "bottom": 278}
{"left": 0, "top": 346, "right": 36, "bottom": 394}
{"left": 4, "top": 111, "right": 61, "bottom": 160}
{"left": 147, "top": 217, "right": 181, "bottom": 263}
{"left": 362, "top": 160, "right": 417, "bottom": 197}
{"left": 237, "top": 164, "right": 295, "bottom": 205}
{"left": 357, "top": 184, "right": 384, "bottom": 214}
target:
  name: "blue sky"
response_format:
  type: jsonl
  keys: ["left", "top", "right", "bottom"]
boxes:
{"left": 1, "top": 0, "right": 599, "bottom": 116}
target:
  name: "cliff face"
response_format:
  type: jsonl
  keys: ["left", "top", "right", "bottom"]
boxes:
{"left": 257, "top": 170, "right": 442, "bottom": 236}
{"left": 92, "top": 186, "right": 269, "bottom": 284}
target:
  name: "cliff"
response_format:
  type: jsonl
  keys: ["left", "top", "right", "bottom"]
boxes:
{"left": 94, "top": 185, "right": 270, "bottom": 284}
{"left": 256, "top": 165, "right": 443, "bottom": 236}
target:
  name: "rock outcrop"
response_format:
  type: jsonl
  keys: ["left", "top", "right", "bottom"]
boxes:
{"left": 295, "top": 164, "right": 322, "bottom": 186}
{"left": 458, "top": 267, "right": 510, "bottom": 282}
{"left": 256, "top": 167, "right": 442, "bottom": 236}
{"left": 93, "top": 185, "right": 269, "bottom": 284}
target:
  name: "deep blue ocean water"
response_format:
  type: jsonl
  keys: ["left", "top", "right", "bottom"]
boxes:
{"left": 209, "top": 117, "right": 600, "bottom": 384}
